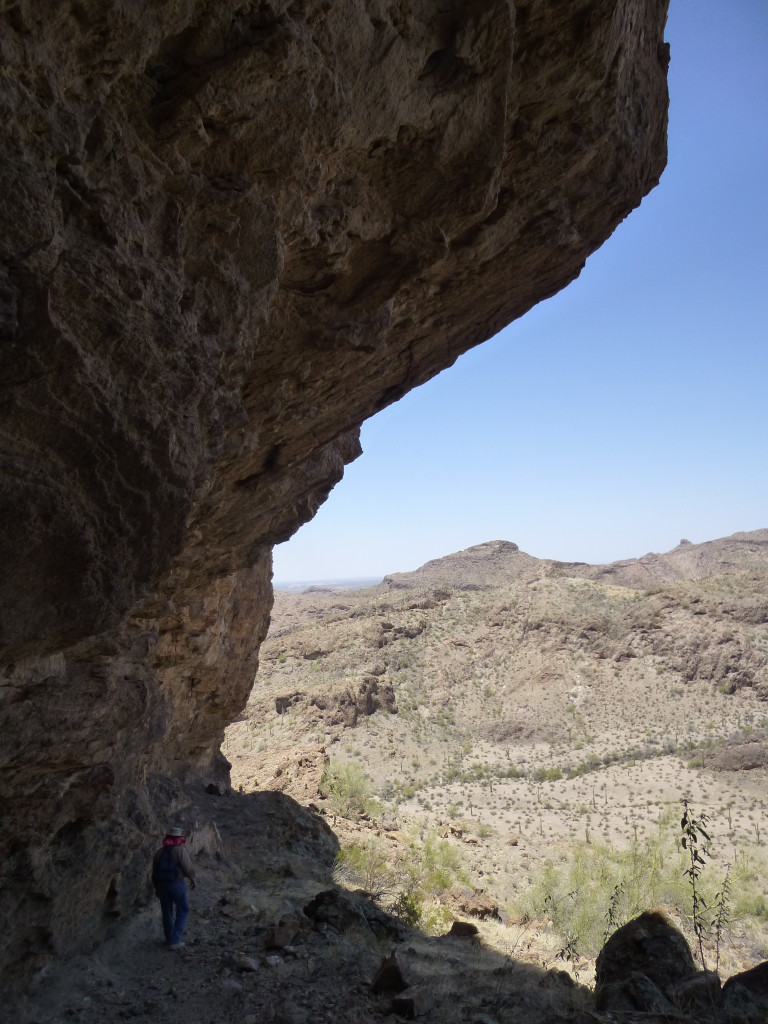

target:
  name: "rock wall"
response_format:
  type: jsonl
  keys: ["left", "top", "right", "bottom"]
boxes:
{"left": 0, "top": 0, "right": 669, "bottom": 977}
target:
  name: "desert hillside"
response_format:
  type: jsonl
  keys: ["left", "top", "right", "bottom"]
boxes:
{"left": 227, "top": 530, "right": 768, "bottom": 990}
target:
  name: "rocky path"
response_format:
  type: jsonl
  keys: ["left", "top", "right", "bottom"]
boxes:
{"left": 8, "top": 788, "right": 595, "bottom": 1024}
{"left": 8, "top": 785, "right": 767, "bottom": 1024}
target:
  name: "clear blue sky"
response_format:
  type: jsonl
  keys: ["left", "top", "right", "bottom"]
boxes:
{"left": 274, "top": 1, "right": 768, "bottom": 582}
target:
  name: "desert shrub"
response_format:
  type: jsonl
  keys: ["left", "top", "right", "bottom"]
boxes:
{"left": 461, "top": 761, "right": 490, "bottom": 783}
{"left": 335, "top": 828, "right": 466, "bottom": 934}
{"left": 393, "top": 889, "right": 422, "bottom": 926}
{"left": 736, "top": 891, "right": 768, "bottom": 920}
{"left": 334, "top": 837, "right": 395, "bottom": 898}
{"left": 389, "top": 832, "right": 467, "bottom": 932}
{"left": 321, "top": 759, "right": 378, "bottom": 817}
{"left": 568, "top": 755, "right": 601, "bottom": 778}
{"left": 419, "top": 902, "right": 454, "bottom": 933}
{"left": 518, "top": 811, "right": 689, "bottom": 955}
{"left": 397, "top": 780, "right": 419, "bottom": 799}
{"left": 533, "top": 766, "right": 563, "bottom": 783}
{"left": 730, "top": 849, "right": 768, "bottom": 921}
{"left": 407, "top": 832, "right": 465, "bottom": 896}
{"left": 518, "top": 810, "right": 768, "bottom": 958}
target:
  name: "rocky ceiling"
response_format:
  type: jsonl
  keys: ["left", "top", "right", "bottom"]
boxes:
{"left": 0, "top": 0, "right": 669, "bottom": 980}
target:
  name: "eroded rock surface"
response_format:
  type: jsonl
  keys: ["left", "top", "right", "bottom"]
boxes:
{"left": 0, "top": 0, "right": 669, "bottom": 978}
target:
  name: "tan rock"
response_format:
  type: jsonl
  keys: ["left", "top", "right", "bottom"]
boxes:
{"left": 440, "top": 884, "right": 501, "bottom": 921}
{"left": 232, "top": 745, "right": 329, "bottom": 802}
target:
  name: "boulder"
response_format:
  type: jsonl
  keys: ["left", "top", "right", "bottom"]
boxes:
{"left": 539, "top": 969, "right": 576, "bottom": 992}
{"left": 594, "top": 911, "right": 697, "bottom": 1006}
{"left": 266, "top": 917, "right": 301, "bottom": 951}
{"left": 392, "top": 986, "right": 430, "bottom": 1019}
{"left": 668, "top": 970, "right": 721, "bottom": 1017}
{"left": 370, "top": 950, "right": 414, "bottom": 994}
{"left": 440, "top": 884, "right": 501, "bottom": 921}
{"left": 595, "top": 972, "right": 677, "bottom": 1014}
{"left": 720, "top": 961, "right": 768, "bottom": 1023}
{"left": 447, "top": 921, "right": 479, "bottom": 938}
{"left": 303, "top": 888, "right": 401, "bottom": 940}
{"left": 231, "top": 953, "right": 260, "bottom": 973}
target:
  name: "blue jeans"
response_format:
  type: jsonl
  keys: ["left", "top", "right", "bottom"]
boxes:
{"left": 157, "top": 880, "right": 189, "bottom": 945}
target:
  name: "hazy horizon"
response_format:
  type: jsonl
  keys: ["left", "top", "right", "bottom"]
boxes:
{"left": 272, "top": 526, "right": 767, "bottom": 585}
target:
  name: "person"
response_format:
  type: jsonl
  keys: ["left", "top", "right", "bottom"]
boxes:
{"left": 152, "top": 826, "right": 197, "bottom": 950}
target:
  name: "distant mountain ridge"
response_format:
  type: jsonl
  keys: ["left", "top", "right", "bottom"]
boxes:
{"left": 383, "top": 539, "right": 541, "bottom": 590}
{"left": 382, "top": 530, "right": 768, "bottom": 592}
{"left": 274, "top": 577, "right": 382, "bottom": 593}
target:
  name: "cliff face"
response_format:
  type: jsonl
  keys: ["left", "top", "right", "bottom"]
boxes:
{"left": 0, "top": 0, "right": 669, "bottom": 976}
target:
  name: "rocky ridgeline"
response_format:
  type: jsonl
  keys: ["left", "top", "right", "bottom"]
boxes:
{"left": 384, "top": 540, "right": 543, "bottom": 590}
{"left": 383, "top": 531, "right": 768, "bottom": 595}
{"left": 257, "top": 530, "right": 768, "bottom": 725}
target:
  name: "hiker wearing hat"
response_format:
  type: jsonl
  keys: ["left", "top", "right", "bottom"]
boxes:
{"left": 152, "top": 826, "right": 197, "bottom": 950}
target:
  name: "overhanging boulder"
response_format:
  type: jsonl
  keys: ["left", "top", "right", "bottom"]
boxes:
{"left": 0, "top": 0, "right": 669, "bottom": 979}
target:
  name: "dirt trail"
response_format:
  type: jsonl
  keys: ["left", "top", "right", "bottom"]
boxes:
{"left": 9, "top": 790, "right": 347, "bottom": 1024}
{"left": 8, "top": 788, "right": 592, "bottom": 1024}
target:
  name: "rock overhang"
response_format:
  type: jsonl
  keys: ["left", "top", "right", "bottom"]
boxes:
{"left": 0, "top": 0, "right": 669, "bottom": 978}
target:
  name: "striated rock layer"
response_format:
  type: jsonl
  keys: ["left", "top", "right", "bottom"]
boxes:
{"left": 0, "top": 0, "right": 669, "bottom": 977}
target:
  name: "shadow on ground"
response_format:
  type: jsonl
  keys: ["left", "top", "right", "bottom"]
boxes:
{"left": 6, "top": 787, "right": 592, "bottom": 1024}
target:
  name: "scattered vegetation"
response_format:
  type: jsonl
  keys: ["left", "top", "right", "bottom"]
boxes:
{"left": 334, "top": 829, "right": 467, "bottom": 933}
{"left": 321, "top": 759, "right": 379, "bottom": 817}
{"left": 520, "top": 811, "right": 687, "bottom": 955}
{"left": 518, "top": 805, "right": 768, "bottom": 961}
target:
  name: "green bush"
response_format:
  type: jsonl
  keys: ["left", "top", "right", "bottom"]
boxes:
{"left": 334, "top": 837, "right": 395, "bottom": 898}
{"left": 730, "top": 850, "right": 768, "bottom": 920}
{"left": 518, "top": 811, "right": 768, "bottom": 957}
{"left": 518, "top": 811, "right": 690, "bottom": 955}
{"left": 335, "top": 828, "right": 466, "bottom": 933}
{"left": 321, "top": 759, "right": 378, "bottom": 817}
{"left": 390, "top": 832, "right": 466, "bottom": 932}
{"left": 393, "top": 890, "right": 423, "bottom": 926}
{"left": 406, "top": 832, "right": 465, "bottom": 896}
